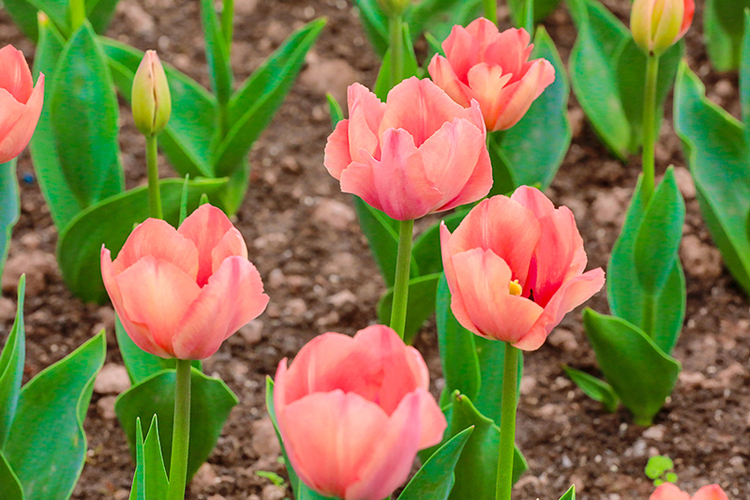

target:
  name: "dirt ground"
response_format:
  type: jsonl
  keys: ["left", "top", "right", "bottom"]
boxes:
{"left": 0, "top": 0, "right": 748, "bottom": 499}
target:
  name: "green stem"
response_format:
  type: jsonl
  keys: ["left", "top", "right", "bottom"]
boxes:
{"left": 389, "top": 15, "right": 404, "bottom": 89}
{"left": 389, "top": 219, "right": 414, "bottom": 339}
{"left": 146, "top": 135, "right": 163, "bottom": 219}
{"left": 166, "top": 359, "right": 192, "bottom": 500}
{"left": 495, "top": 343, "right": 519, "bottom": 500}
{"left": 69, "top": 0, "right": 86, "bottom": 32}
{"left": 222, "top": 0, "right": 234, "bottom": 55}
{"left": 483, "top": 0, "right": 497, "bottom": 24}
{"left": 524, "top": 0, "right": 534, "bottom": 34}
{"left": 641, "top": 54, "right": 660, "bottom": 204}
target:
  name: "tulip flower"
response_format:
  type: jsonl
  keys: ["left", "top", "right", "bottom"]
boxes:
{"left": 274, "top": 325, "right": 447, "bottom": 500}
{"left": 428, "top": 18, "right": 555, "bottom": 132}
{"left": 101, "top": 204, "right": 269, "bottom": 359}
{"left": 440, "top": 186, "right": 605, "bottom": 351}
{"left": 0, "top": 45, "right": 44, "bottom": 164}
{"left": 650, "top": 483, "right": 729, "bottom": 500}
{"left": 132, "top": 50, "right": 171, "bottom": 138}
{"left": 324, "top": 77, "right": 492, "bottom": 221}
{"left": 631, "top": 0, "right": 695, "bottom": 56}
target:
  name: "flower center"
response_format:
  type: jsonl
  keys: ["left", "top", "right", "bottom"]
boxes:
{"left": 509, "top": 279, "right": 522, "bottom": 296}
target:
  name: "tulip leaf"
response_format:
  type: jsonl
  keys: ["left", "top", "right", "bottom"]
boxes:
{"left": 0, "top": 160, "right": 19, "bottom": 279}
{"left": 115, "top": 367, "right": 238, "bottom": 481}
{"left": 496, "top": 26, "right": 570, "bottom": 189}
{"left": 562, "top": 365, "right": 619, "bottom": 413}
{"left": 351, "top": 0, "right": 389, "bottom": 57}
{"left": 0, "top": 451, "right": 23, "bottom": 500}
{"left": 674, "top": 62, "right": 750, "bottom": 296}
{"left": 474, "top": 336, "right": 523, "bottom": 424}
{"left": 0, "top": 276, "right": 25, "bottom": 450}
{"left": 582, "top": 309, "right": 680, "bottom": 426}
{"left": 704, "top": 0, "right": 750, "bottom": 71}
{"left": 87, "top": 0, "right": 120, "bottom": 36}
{"left": 374, "top": 22, "right": 421, "bottom": 101}
{"left": 378, "top": 273, "right": 441, "bottom": 344}
{"left": 507, "top": 0, "right": 562, "bottom": 26}
{"left": 215, "top": 18, "right": 326, "bottom": 178}
{"left": 101, "top": 37, "right": 217, "bottom": 179}
{"left": 353, "top": 196, "right": 403, "bottom": 288}
{"left": 4, "top": 331, "right": 106, "bottom": 500}
{"left": 129, "top": 416, "right": 170, "bottom": 500}
{"left": 327, "top": 93, "right": 344, "bottom": 128}
{"left": 50, "top": 21, "right": 124, "bottom": 209}
{"left": 408, "top": 0, "right": 482, "bottom": 46}
{"left": 57, "top": 177, "right": 227, "bottom": 303}
{"left": 199, "top": 0, "right": 233, "bottom": 105}
{"left": 487, "top": 138, "right": 517, "bottom": 197}
{"left": 397, "top": 426, "right": 473, "bottom": 500}
{"left": 558, "top": 485, "right": 576, "bottom": 500}
{"left": 411, "top": 208, "right": 469, "bottom": 279}
{"left": 741, "top": 10, "right": 750, "bottom": 133}
{"left": 1, "top": 0, "right": 39, "bottom": 41}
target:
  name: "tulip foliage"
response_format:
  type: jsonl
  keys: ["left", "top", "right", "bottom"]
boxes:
{"left": 704, "top": 0, "right": 750, "bottom": 71}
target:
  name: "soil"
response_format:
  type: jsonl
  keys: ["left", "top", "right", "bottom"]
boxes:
{"left": 1, "top": 0, "right": 748, "bottom": 499}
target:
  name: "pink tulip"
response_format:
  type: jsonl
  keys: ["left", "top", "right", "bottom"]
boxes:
{"left": 650, "top": 483, "right": 729, "bottom": 500}
{"left": 428, "top": 18, "right": 555, "bottom": 132}
{"left": 101, "top": 204, "right": 269, "bottom": 359}
{"left": 324, "top": 77, "right": 492, "bottom": 221}
{"left": 440, "top": 186, "right": 605, "bottom": 350}
{"left": 631, "top": 0, "right": 694, "bottom": 56}
{"left": 274, "top": 325, "right": 447, "bottom": 500}
{"left": 0, "top": 45, "right": 44, "bottom": 164}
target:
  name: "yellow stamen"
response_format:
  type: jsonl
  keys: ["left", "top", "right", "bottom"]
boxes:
{"left": 509, "top": 279, "right": 522, "bottom": 296}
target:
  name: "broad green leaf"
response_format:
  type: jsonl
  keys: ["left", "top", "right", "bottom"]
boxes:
{"left": 0, "top": 276, "right": 25, "bottom": 449}
{"left": 497, "top": 27, "right": 570, "bottom": 189}
{"left": 374, "top": 22, "right": 421, "bottom": 100}
{"left": 562, "top": 365, "right": 619, "bottom": 413}
{"left": 217, "top": 158, "right": 250, "bottom": 215}
{"left": 352, "top": 0, "right": 389, "bottom": 57}
{"left": 507, "top": 0, "right": 562, "bottom": 26}
{"left": 352, "top": 196, "right": 400, "bottom": 287}
{"left": 411, "top": 208, "right": 469, "bottom": 277}
{"left": 87, "top": 0, "right": 120, "bottom": 35}
{"left": 558, "top": 485, "right": 576, "bottom": 500}
{"left": 741, "top": 10, "right": 750, "bottom": 131}
{"left": 397, "top": 427, "right": 473, "bottom": 500}
{"left": 0, "top": 0, "right": 119, "bottom": 41}
{"left": 115, "top": 368, "right": 238, "bottom": 480}
{"left": 378, "top": 273, "right": 441, "bottom": 344}
{"left": 704, "top": 0, "right": 750, "bottom": 71}
{"left": 57, "top": 177, "right": 227, "bottom": 303}
{"left": 673, "top": 62, "right": 750, "bottom": 295}
{"left": 1, "top": 0, "right": 39, "bottom": 41}
{"left": 216, "top": 18, "right": 326, "bottom": 178}
{"left": 327, "top": 93, "right": 344, "bottom": 128}
{"left": 0, "top": 451, "right": 23, "bottom": 500}
{"left": 567, "top": 0, "right": 630, "bottom": 158}
{"left": 115, "top": 316, "right": 163, "bottom": 385}
{"left": 0, "top": 160, "right": 19, "bottom": 277}
{"left": 50, "top": 22, "right": 124, "bottom": 208}
{"left": 101, "top": 37, "right": 217, "bottom": 178}
{"left": 487, "top": 137, "right": 517, "bottom": 197}
{"left": 634, "top": 168, "right": 685, "bottom": 294}
{"left": 4, "top": 331, "right": 106, "bottom": 500}
{"left": 199, "top": 0, "right": 233, "bottom": 105}
{"left": 582, "top": 309, "right": 680, "bottom": 426}
{"left": 474, "top": 336, "right": 522, "bottom": 425}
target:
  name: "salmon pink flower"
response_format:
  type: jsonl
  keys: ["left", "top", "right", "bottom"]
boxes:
{"left": 274, "top": 325, "right": 447, "bottom": 500}
{"left": 428, "top": 18, "right": 555, "bottom": 131}
{"left": 324, "top": 77, "right": 492, "bottom": 221}
{"left": 101, "top": 204, "right": 269, "bottom": 359}
{"left": 440, "top": 186, "right": 605, "bottom": 350}
{"left": 0, "top": 45, "right": 44, "bottom": 164}
{"left": 631, "top": 0, "right": 694, "bottom": 56}
{"left": 650, "top": 483, "right": 729, "bottom": 500}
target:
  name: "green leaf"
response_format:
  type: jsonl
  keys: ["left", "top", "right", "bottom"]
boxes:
{"left": 496, "top": 27, "right": 570, "bottom": 189}
{"left": 704, "top": 0, "right": 750, "bottom": 71}
{"left": 673, "top": 62, "right": 750, "bottom": 295}
{"left": 327, "top": 93, "right": 344, "bottom": 128}
{"left": 645, "top": 455, "right": 674, "bottom": 480}
{"left": 0, "top": 276, "right": 26, "bottom": 449}
{"left": 216, "top": 18, "right": 326, "bottom": 178}
{"left": 0, "top": 451, "right": 24, "bottom": 500}
{"left": 487, "top": 138, "right": 517, "bottom": 197}
{"left": 397, "top": 427, "right": 473, "bottom": 500}
{"left": 582, "top": 309, "right": 681, "bottom": 426}
{"left": 374, "top": 22, "right": 420, "bottom": 100}
{"left": 1, "top": 0, "right": 39, "bottom": 41}
{"left": 378, "top": 273, "right": 441, "bottom": 344}
{"left": 351, "top": 0, "right": 389, "bottom": 57}
{"left": 57, "top": 177, "right": 227, "bottom": 303}
{"left": 101, "top": 37, "right": 217, "bottom": 179}
{"left": 741, "top": 10, "right": 750, "bottom": 131}
{"left": 199, "top": 0, "right": 233, "bottom": 105}
{"left": 411, "top": 208, "right": 469, "bottom": 277}
{"left": 115, "top": 368, "right": 238, "bottom": 480}
{"left": 473, "top": 336, "right": 522, "bottom": 425}
{"left": 408, "top": 0, "right": 483, "bottom": 48}
{"left": 4, "top": 331, "right": 106, "bottom": 500}
{"left": 562, "top": 365, "right": 619, "bottom": 413}
{"left": 50, "top": 22, "right": 124, "bottom": 208}
{"left": 87, "top": 0, "right": 120, "bottom": 35}
{"left": 352, "top": 196, "right": 400, "bottom": 288}
{"left": 216, "top": 158, "right": 250, "bottom": 215}
{"left": 558, "top": 485, "right": 576, "bottom": 500}
{"left": 634, "top": 168, "right": 685, "bottom": 294}
{"left": 507, "top": 0, "right": 562, "bottom": 25}
{"left": 133, "top": 416, "right": 170, "bottom": 500}
{"left": 0, "top": 160, "right": 19, "bottom": 278}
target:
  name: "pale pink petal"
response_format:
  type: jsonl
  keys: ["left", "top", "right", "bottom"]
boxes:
{"left": 413, "top": 387, "right": 448, "bottom": 448}
{"left": 323, "top": 119, "right": 352, "bottom": 179}
{"left": 172, "top": 256, "right": 268, "bottom": 359}
{"left": 0, "top": 89, "right": 26, "bottom": 148}
{"left": 483, "top": 28, "right": 533, "bottom": 82}
{"left": 488, "top": 59, "right": 555, "bottom": 131}
{"left": 464, "top": 17, "right": 501, "bottom": 54}
{"left": 347, "top": 82, "right": 386, "bottom": 136}
{"left": 649, "top": 483, "right": 691, "bottom": 500}
{"left": 427, "top": 54, "right": 473, "bottom": 107}
{"left": 443, "top": 140, "right": 493, "bottom": 211}
{"left": 466, "top": 62, "right": 513, "bottom": 130}
{"left": 511, "top": 185, "right": 556, "bottom": 217}
{"left": 0, "top": 74, "right": 44, "bottom": 164}
{"left": 349, "top": 98, "right": 382, "bottom": 163}
{"left": 442, "top": 24, "right": 482, "bottom": 83}
{"left": 178, "top": 204, "right": 234, "bottom": 286}
{"left": 692, "top": 485, "right": 729, "bottom": 500}
{"left": 211, "top": 227, "right": 248, "bottom": 274}
{"left": 441, "top": 223, "right": 478, "bottom": 334}
{"left": 0, "top": 46, "right": 33, "bottom": 103}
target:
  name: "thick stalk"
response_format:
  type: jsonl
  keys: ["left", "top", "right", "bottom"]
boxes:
{"left": 389, "top": 219, "right": 414, "bottom": 339}
{"left": 389, "top": 15, "right": 404, "bottom": 89}
{"left": 69, "top": 0, "right": 86, "bottom": 32}
{"left": 222, "top": 0, "right": 234, "bottom": 52}
{"left": 641, "top": 54, "right": 660, "bottom": 204}
{"left": 483, "top": 0, "right": 497, "bottom": 24}
{"left": 495, "top": 343, "right": 519, "bottom": 500}
{"left": 166, "top": 359, "right": 192, "bottom": 500}
{"left": 146, "top": 135, "right": 163, "bottom": 219}
{"left": 524, "top": 0, "right": 534, "bottom": 34}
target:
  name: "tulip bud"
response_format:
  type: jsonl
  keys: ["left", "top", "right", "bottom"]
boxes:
{"left": 131, "top": 50, "right": 171, "bottom": 137}
{"left": 630, "top": 0, "right": 695, "bottom": 56}
{"left": 376, "top": 0, "right": 411, "bottom": 17}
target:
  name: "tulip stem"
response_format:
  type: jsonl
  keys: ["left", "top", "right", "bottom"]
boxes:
{"left": 167, "top": 359, "right": 192, "bottom": 500}
{"left": 222, "top": 0, "right": 234, "bottom": 52}
{"left": 496, "top": 342, "right": 519, "bottom": 500}
{"left": 524, "top": 0, "right": 534, "bottom": 34}
{"left": 146, "top": 135, "right": 163, "bottom": 219}
{"left": 390, "top": 219, "right": 414, "bottom": 339}
{"left": 69, "top": 0, "right": 86, "bottom": 32}
{"left": 484, "top": 0, "right": 497, "bottom": 24}
{"left": 389, "top": 15, "right": 404, "bottom": 89}
{"left": 641, "top": 54, "right": 660, "bottom": 204}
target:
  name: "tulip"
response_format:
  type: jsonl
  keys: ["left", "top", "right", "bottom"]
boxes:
{"left": 132, "top": 50, "right": 171, "bottom": 137}
{"left": 376, "top": 0, "right": 411, "bottom": 17}
{"left": 650, "top": 483, "right": 729, "bottom": 500}
{"left": 323, "top": 77, "right": 492, "bottom": 221}
{"left": 0, "top": 45, "right": 44, "bottom": 164}
{"left": 274, "top": 325, "right": 447, "bottom": 500}
{"left": 440, "top": 186, "right": 605, "bottom": 351}
{"left": 631, "top": 0, "right": 695, "bottom": 56}
{"left": 101, "top": 204, "right": 269, "bottom": 359}
{"left": 428, "top": 18, "right": 555, "bottom": 132}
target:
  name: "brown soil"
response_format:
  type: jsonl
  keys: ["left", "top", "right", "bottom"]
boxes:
{"left": 1, "top": 0, "right": 748, "bottom": 499}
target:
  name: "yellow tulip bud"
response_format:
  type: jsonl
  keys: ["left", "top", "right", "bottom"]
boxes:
{"left": 132, "top": 50, "right": 171, "bottom": 137}
{"left": 630, "top": 0, "right": 695, "bottom": 56}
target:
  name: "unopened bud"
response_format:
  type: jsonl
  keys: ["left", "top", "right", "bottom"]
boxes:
{"left": 630, "top": 0, "right": 695, "bottom": 56}
{"left": 376, "top": 0, "right": 411, "bottom": 17}
{"left": 132, "top": 50, "right": 171, "bottom": 137}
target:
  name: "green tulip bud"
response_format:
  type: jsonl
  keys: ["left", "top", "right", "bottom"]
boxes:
{"left": 376, "top": 0, "right": 411, "bottom": 17}
{"left": 132, "top": 50, "right": 171, "bottom": 137}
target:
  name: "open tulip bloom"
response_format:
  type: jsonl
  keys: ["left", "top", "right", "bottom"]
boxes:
{"left": 651, "top": 483, "right": 729, "bottom": 500}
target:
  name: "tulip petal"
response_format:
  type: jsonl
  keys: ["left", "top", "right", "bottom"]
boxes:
{"left": 465, "top": 62, "right": 513, "bottom": 130}
{"left": 485, "top": 58, "right": 555, "bottom": 131}
{"left": 464, "top": 17, "right": 501, "bottom": 53}
{"left": 427, "top": 55, "right": 474, "bottom": 108}
{"left": 178, "top": 204, "right": 236, "bottom": 286}
{"left": 679, "top": 0, "right": 695, "bottom": 39}
{"left": 692, "top": 485, "right": 729, "bottom": 500}
{"left": 0, "top": 88, "right": 26, "bottom": 147}
{"left": 649, "top": 483, "right": 691, "bottom": 500}
{"left": 413, "top": 387, "right": 448, "bottom": 448}
{"left": 0, "top": 74, "right": 44, "bottom": 164}
{"left": 442, "top": 23, "right": 483, "bottom": 83}
{"left": 172, "top": 256, "right": 268, "bottom": 359}
{"left": 323, "top": 119, "right": 352, "bottom": 179}
{"left": 211, "top": 227, "right": 248, "bottom": 274}
{"left": 348, "top": 82, "right": 386, "bottom": 136}
{"left": 484, "top": 28, "right": 533, "bottom": 82}
{"left": 0, "top": 46, "right": 34, "bottom": 103}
